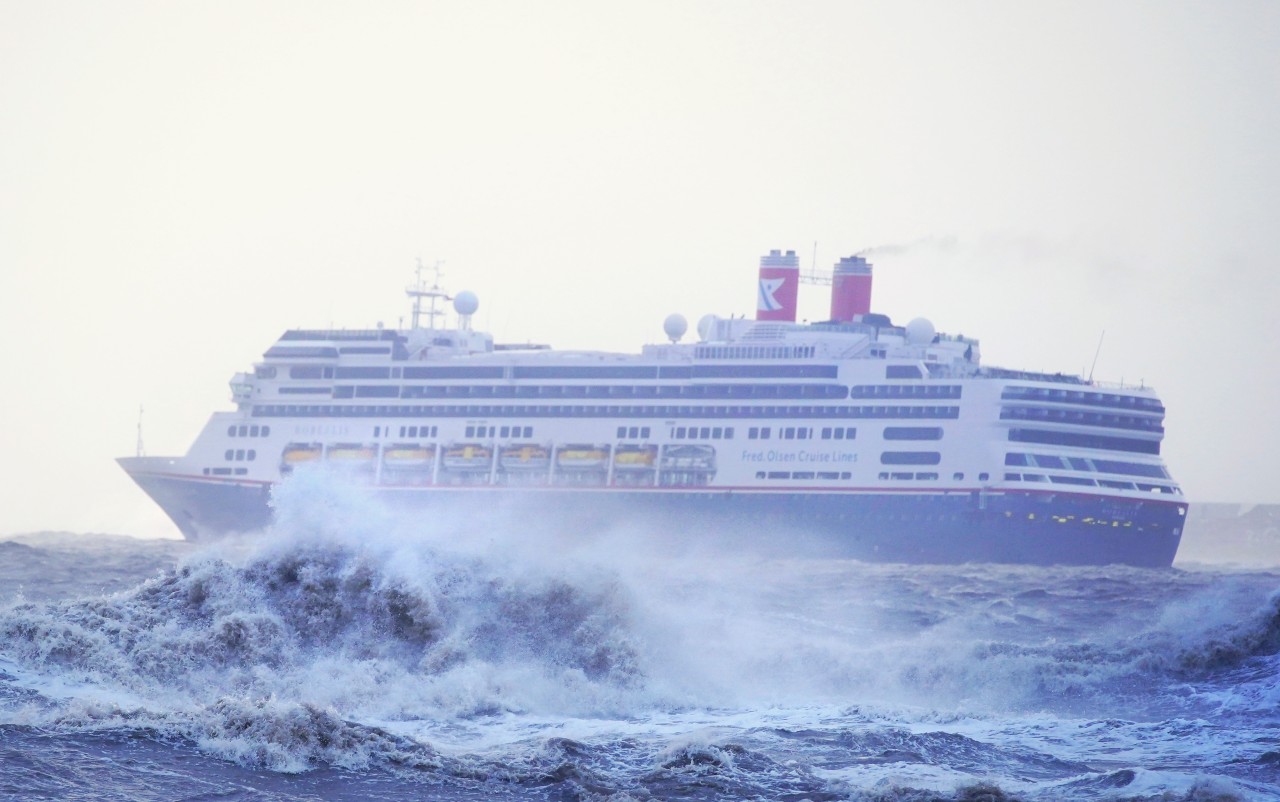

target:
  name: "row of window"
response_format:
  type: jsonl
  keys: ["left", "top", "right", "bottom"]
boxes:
{"left": 280, "top": 387, "right": 332, "bottom": 395}
{"left": 465, "top": 425, "right": 537, "bottom": 438}
{"left": 338, "top": 383, "right": 854, "bottom": 401}
{"left": 879, "top": 471, "right": 941, "bottom": 481}
{"left": 227, "top": 425, "right": 271, "bottom": 438}
{"left": 1000, "top": 406, "right": 1163, "bottom": 433}
{"left": 754, "top": 471, "right": 854, "bottom": 481}
{"left": 1008, "top": 428, "right": 1161, "bottom": 455}
{"left": 696, "top": 345, "right": 816, "bottom": 360}
{"left": 400, "top": 425, "right": 440, "bottom": 438}
{"left": 288, "top": 383, "right": 967, "bottom": 402}
{"left": 1001, "top": 386, "right": 1165, "bottom": 413}
{"left": 280, "top": 328, "right": 402, "bottom": 342}
{"left": 1004, "top": 452, "right": 1171, "bottom": 479}
{"left": 252, "top": 404, "right": 962, "bottom": 420}
{"left": 851, "top": 384, "right": 962, "bottom": 399}
{"left": 224, "top": 449, "right": 257, "bottom": 461}
{"left": 203, "top": 467, "right": 249, "bottom": 476}
{"left": 1002, "top": 473, "right": 1181, "bottom": 494}
{"left": 671, "top": 426, "right": 731, "bottom": 440}
{"left": 617, "top": 426, "right": 653, "bottom": 439}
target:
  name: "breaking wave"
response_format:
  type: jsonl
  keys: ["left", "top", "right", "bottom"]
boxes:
{"left": 2, "top": 470, "right": 1278, "bottom": 799}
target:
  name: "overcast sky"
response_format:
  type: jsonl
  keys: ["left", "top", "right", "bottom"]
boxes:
{"left": 2, "top": 1, "right": 1277, "bottom": 538}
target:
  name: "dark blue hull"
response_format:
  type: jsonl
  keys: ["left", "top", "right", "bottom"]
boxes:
{"left": 121, "top": 469, "right": 1184, "bottom": 567}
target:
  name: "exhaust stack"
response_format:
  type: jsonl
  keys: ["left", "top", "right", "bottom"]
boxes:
{"left": 829, "top": 255, "right": 873, "bottom": 322}
{"left": 756, "top": 249, "right": 800, "bottom": 321}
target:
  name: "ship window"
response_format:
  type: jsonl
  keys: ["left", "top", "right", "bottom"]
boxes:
{"left": 821, "top": 427, "right": 832, "bottom": 439}
{"left": 698, "top": 427, "right": 709, "bottom": 439}
{"left": 880, "top": 451, "right": 941, "bottom": 465}
{"left": 884, "top": 426, "right": 943, "bottom": 440}
{"left": 1009, "top": 428, "right": 1160, "bottom": 455}
{"left": 1093, "top": 459, "right": 1169, "bottom": 479}
{"left": 878, "top": 472, "right": 890, "bottom": 480}
{"left": 250, "top": 426, "right": 260, "bottom": 437}
{"left": 255, "top": 366, "right": 277, "bottom": 379}
{"left": 953, "top": 472, "right": 964, "bottom": 480}
{"left": 783, "top": 427, "right": 795, "bottom": 439}
{"left": 749, "top": 427, "right": 759, "bottom": 439}
{"left": 761, "top": 427, "right": 771, "bottom": 439}
{"left": 1099, "top": 479, "right": 1136, "bottom": 490}
{"left": 676, "top": 427, "right": 686, "bottom": 438}
{"left": 465, "top": 426, "right": 475, "bottom": 437}
{"left": 248, "top": 450, "right": 256, "bottom": 461}
{"left": 523, "top": 426, "right": 532, "bottom": 437}
{"left": 1069, "top": 457, "right": 1091, "bottom": 471}
{"left": 234, "top": 449, "right": 245, "bottom": 460}
{"left": 1050, "top": 475, "right": 1097, "bottom": 486}
{"left": 915, "top": 472, "right": 938, "bottom": 480}
{"left": 1005, "top": 473, "right": 1022, "bottom": 481}
{"left": 227, "top": 426, "right": 236, "bottom": 437}
{"left": 616, "top": 426, "right": 626, "bottom": 438}
{"left": 891, "top": 472, "right": 914, "bottom": 480}
{"left": 224, "top": 449, "right": 233, "bottom": 460}
{"left": 979, "top": 472, "right": 990, "bottom": 481}
{"left": 886, "top": 365, "right": 923, "bottom": 379}
{"left": 263, "top": 426, "right": 270, "bottom": 436}
{"left": 768, "top": 471, "right": 791, "bottom": 479}
{"left": 1005, "top": 453, "right": 1030, "bottom": 466}
{"left": 1032, "top": 454, "right": 1065, "bottom": 469}
{"left": 336, "top": 367, "right": 391, "bottom": 379}
{"left": 724, "top": 427, "right": 732, "bottom": 439}
{"left": 793, "top": 472, "right": 815, "bottom": 480}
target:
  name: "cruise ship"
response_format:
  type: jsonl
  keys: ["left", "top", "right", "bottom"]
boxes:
{"left": 118, "top": 251, "right": 1186, "bottom": 566}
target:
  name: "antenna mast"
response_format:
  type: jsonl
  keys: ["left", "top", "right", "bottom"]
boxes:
{"left": 135, "top": 405, "right": 146, "bottom": 457}
{"left": 406, "top": 258, "right": 451, "bottom": 330}
{"left": 1088, "top": 330, "right": 1106, "bottom": 383}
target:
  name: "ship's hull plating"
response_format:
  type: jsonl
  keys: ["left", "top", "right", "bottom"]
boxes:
{"left": 121, "top": 466, "right": 1184, "bottom": 567}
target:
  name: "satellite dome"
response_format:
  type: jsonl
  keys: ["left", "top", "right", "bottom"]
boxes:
{"left": 453, "top": 290, "right": 479, "bottom": 316}
{"left": 697, "top": 314, "right": 719, "bottom": 342}
{"left": 905, "top": 317, "right": 936, "bottom": 345}
{"left": 663, "top": 313, "right": 688, "bottom": 343}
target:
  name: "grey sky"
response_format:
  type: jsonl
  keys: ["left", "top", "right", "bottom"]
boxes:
{"left": 2, "top": 1, "right": 1277, "bottom": 537}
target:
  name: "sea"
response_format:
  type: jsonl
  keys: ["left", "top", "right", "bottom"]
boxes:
{"left": 2, "top": 472, "right": 1278, "bottom": 801}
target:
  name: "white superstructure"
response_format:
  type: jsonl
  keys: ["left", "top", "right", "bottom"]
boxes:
{"left": 120, "top": 252, "right": 1185, "bottom": 566}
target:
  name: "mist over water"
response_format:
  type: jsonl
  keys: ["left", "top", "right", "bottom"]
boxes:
{"left": 2, "top": 471, "right": 1279, "bottom": 801}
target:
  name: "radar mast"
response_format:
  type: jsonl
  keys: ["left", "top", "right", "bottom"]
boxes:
{"left": 406, "top": 258, "right": 451, "bottom": 330}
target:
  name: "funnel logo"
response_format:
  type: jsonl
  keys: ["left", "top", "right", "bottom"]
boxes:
{"left": 758, "top": 277, "right": 786, "bottom": 312}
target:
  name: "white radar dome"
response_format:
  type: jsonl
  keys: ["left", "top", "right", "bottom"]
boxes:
{"left": 663, "top": 313, "right": 688, "bottom": 343}
{"left": 453, "top": 290, "right": 479, "bottom": 316}
{"left": 697, "top": 314, "right": 719, "bottom": 342}
{"left": 905, "top": 317, "right": 936, "bottom": 345}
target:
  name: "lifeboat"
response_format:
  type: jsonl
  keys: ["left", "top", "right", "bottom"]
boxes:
{"left": 556, "top": 445, "right": 610, "bottom": 470}
{"left": 326, "top": 443, "right": 377, "bottom": 462}
{"left": 382, "top": 444, "right": 435, "bottom": 469}
{"left": 280, "top": 443, "right": 323, "bottom": 474}
{"left": 660, "top": 444, "right": 717, "bottom": 471}
{"left": 501, "top": 444, "right": 550, "bottom": 470}
{"left": 613, "top": 445, "right": 657, "bottom": 470}
{"left": 442, "top": 443, "right": 492, "bottom": 471}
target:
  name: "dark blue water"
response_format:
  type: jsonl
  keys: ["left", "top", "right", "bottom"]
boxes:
{"left": 3, "top": 475, "right": 1278, "bottom": 800}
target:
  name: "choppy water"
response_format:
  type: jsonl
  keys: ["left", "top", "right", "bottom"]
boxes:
{"left": 3, "top": 474, "right": 1279, "bottom": 801}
